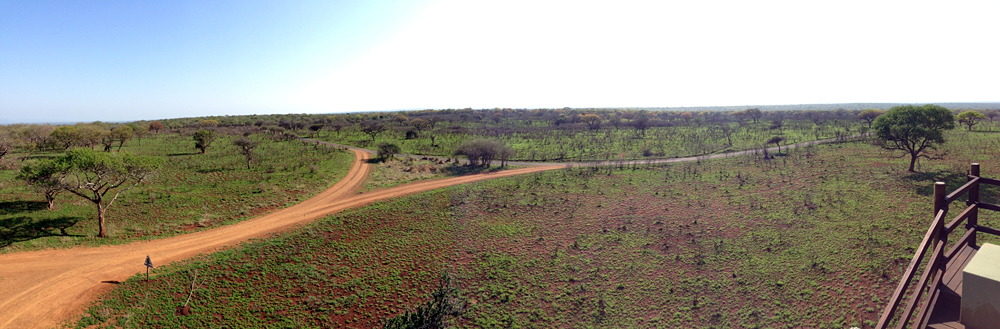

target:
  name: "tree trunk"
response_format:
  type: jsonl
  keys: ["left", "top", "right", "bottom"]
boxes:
{"left": 908, "top": 154, "right": 917, "bottom": 172}
{"left": 97, "top": 202, "right": 107, "bottom": 238}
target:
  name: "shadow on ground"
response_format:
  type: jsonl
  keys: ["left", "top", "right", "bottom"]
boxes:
{"left": 0, "top": 216, "right": 83, "bottom": 248}
{"left": 0, "top": 201, "right": 48, "bottom": 216}
{"left": 905, "top": 170, "right": 973, "bottom": 198}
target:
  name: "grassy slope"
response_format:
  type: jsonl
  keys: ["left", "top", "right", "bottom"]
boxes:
{"left": 0, "top": 134, "right": 353, "bottom": 252}
{"left": 74, "top": 130, "right": 1000, "bottom": 328}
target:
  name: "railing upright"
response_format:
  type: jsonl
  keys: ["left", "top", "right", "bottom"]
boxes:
{"left": 968, "top": 163, "right": 980, "bottom": 247}
{"left": 933, "top": 182, "right": 947, "bottom": 268}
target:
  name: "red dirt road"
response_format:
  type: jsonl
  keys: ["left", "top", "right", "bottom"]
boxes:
{"left": 0, "top": 150, "right": 561, "bottom": 329}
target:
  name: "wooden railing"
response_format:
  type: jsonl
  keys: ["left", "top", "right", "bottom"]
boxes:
{"left": 877, "top": 163, "right": 1000, "bottom": 329}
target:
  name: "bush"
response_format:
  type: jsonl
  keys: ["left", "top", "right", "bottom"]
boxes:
{"left": 377, "top": 142, "right": 401, "bottom": 160}
{"left": 453, "top": 139, "right": 514, "bottom": 167}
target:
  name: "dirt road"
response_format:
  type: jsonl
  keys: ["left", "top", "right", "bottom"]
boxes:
{"left": 0, "top": 149, "right": 560, "bottom": 329}
{"left": 0, "top": 135, "right": 859, "bottom": 328}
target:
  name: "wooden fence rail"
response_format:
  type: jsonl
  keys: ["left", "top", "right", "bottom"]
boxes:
{"left": 877, "top": 163, "right": 1000, "bottom": 329}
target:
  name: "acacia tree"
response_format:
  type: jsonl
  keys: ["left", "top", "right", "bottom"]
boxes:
{"left": 361, "top": 122, "right": 386, "bottom": 141}
{"left": 130, "top": 124, "right": 148, "bottom": 145}
{"left": 766, "top": 136, "right": 785, "bottom": 153}
{"left": 376, "top": 142, "right": 401, "bottom": 160}
{"left": 857, "top": 109, "right": 884, "bottom": 128}
{"left": 454, "top": 139, "right": 513, "bottom": 167}
{"left": 16, "top": 159, "right": 66, "bottom": 210}
{"left": 0, "top": 128, "right": 13, "bottom": 163}
{"left": 873, "top": 104, "right": 955, "bottom": 172}
{"left": 149, "top": 121, "right": 164, "bottom": 134}
{"left": 233, "top": 137, "right": 259, "bottom": 169}
{"left": 17, "top": 148, "right": 161, "bottom": 237}
{"left": 956, "top": 111, "right": 986, "bottom": 131}
{"left": 985, "top": 110, "right": 999, "bottom": 131}
{"left": 193, "top": 130, "right": 216, "bottom": 154}
{"left": 111, "top": 125, "right": 133, "bottom": 151}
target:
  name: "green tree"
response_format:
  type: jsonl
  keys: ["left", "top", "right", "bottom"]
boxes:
{"left": 50, "top": 126, "right": 80, "bottom": 150}
{"left": 130, "top": 123, "right": 148, "bottom": 145}
{"left": 956, "top": 111, "right": 986, "bottom": 131}
{"left": 361, "top": 122, "right": 386, "bottom": 141}
{"left": 111, "top": 125, "right": 133, "bottom": 151}
{"left": 580, "top": 114, "right": 602, "bottom": 130}
{"left": 193, "top": 130, "right": 216, "bottom": 154}
{"left": 17, "top": 148, "right": 161, "bottom": 237}
{"left": 376, "top": 142, "right": 401, "bottom": 160}
{"left": 857, "top": 109, "right": 884, "bottom": 128}
{"left": 16, "top": 159, "right": 67, "bottom": 210}
{"left": 233, "top": 137, "right": 259, "bottom": 169}
{"left": 873, "top": 104, "right": 955, "bottom": 172}
{"left": 766, "top": 136, "right": 785, "bottom": 153}
{"left": 454, "top": 139, "right": 513, "bottom": 167}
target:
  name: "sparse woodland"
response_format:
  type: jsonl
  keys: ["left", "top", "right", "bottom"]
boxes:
{"left": 2, "top": 106, "right": 1000, "bottom": 328}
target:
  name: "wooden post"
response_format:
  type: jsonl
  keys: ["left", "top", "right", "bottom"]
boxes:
{"left": 934, "top": 182, "right": 947, "bottom": 268}
{"left": 969, "top": 163, "right": 980, "bottom": 247}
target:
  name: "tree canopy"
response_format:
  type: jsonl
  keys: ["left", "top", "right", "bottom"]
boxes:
{"left": 956, "top": 111, "right": 986, "bottom": 131}
{"left": 872, "top": 104, "right": 955, "bottom": 172}
{"left": 17, "top": 148, "right": 161, "bottom": 237}
{"left": 193, "top": 130, "right": 216, "bottom": 154}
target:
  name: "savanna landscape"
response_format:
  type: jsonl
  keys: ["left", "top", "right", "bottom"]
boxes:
{"left": 2, "top": 106, "right": 1000, "bottom": 328}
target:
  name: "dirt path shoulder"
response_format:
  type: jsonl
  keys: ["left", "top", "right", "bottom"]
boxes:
{"left": 0, "top": 149, "right": 560, "bottom": 329}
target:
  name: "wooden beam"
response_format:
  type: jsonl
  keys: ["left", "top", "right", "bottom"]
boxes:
{"left": 895, "top": 242, "right": 945, "bottom": 329}
{"left": 979, "top": 202, "right": 1000, "bottom": 213}
{"left": 877, "top": 209, "right": 946, "bottom": 329}
{"left": 945, "top": 204, "right": 977, "bottom": 234}
{"left": 978, "top": 225, "right": 1000, "bottom": 237}
{"left": 945, "top": 177, "right": 979, "bottom": 204}
{"left": 916, "top": 267, "right": 946, "bottom": 329}
{"left": 945, "top": 227, "right": 977, "bottom": 261}
{"left": 973, "top": 175, "right": 1000, "bottom": 186}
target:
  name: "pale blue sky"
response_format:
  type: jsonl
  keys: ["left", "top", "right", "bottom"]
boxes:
{"left": 2, "top": 0, "right": 999, "bottom": 124}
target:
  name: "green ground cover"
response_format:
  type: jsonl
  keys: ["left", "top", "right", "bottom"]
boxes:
{"left": 314, "top": 118, "right": 863, "bottom": 162}
{"left": 73, "top": 129, "right": 1000, "bottom": 328}
{"left": 0, "top": 133, "right": 353, "bottom": 252}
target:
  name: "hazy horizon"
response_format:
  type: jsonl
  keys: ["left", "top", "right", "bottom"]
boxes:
{"left": 3, "top": 0, "right": 999, "bottom": 123}
{"left": 4, "top": 102, "right": 999, "bottom": 126}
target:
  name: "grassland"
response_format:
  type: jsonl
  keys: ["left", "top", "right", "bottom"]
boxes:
{"left": 0, "top": 133, "right": 353, "bottom": 252}
{"left": 72, "top": 129, "right": 1000, "bottom": 328}
{"left": 314, "top": 118, "right": 865, "bottom": 163}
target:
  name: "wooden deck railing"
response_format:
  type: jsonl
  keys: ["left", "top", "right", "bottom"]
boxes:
{"left": 877, "top": 163, "right": 1000, "bottom": 329}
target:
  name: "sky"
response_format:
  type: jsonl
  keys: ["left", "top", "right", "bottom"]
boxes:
{"left": 1, "top": 0, "right": 999, "bottom": 124}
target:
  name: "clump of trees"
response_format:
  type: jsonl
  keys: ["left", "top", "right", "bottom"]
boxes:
{"left": 17, "top": 148, "right": 161, "bottom": 237}
{"left": 873, "top": 104, "right": 955, "bottom": 172}
{"left": 454, "top": 139, "right": 514, "bottom": 167}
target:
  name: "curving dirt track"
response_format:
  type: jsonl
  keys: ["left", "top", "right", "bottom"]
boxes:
{"left": 0, "top": 149, "right": 561, "bottom": 329}
{"left": 0, "top": 135, "right": 859, "bottom": 328}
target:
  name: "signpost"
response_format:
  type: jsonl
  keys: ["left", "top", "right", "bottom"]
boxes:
{"left": 144, "top": 255, "right": 153, "bottom": 282}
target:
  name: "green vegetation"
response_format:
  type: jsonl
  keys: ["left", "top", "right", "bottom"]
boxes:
{"left": 74, "top": 128, "right": 1000, "bottom": 328}
{"left": 873, "top": 105, "right": 956, "bottom": 172}
{"left": 956, "top": 110, "right": 986, "bottom": 131}
{"left": 1, "top": 131, "right": 352, "bottom": 251}
{"left": 17, "top": 148, "right": 162, "bottom": 237}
